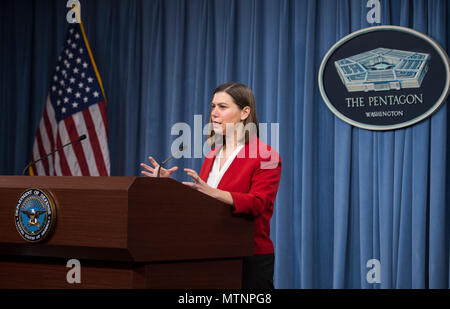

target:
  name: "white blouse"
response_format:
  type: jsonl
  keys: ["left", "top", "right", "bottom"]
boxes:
{"left": 206, "top": 144, "right": 245, "bottom": 189}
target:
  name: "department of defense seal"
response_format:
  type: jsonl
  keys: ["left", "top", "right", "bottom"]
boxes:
{"left": 14, "top": 188, "right": 56, "bottom": 243}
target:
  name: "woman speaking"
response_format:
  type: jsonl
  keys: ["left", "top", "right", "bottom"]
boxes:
{"left": 141, "top": 82, "right": 282, "bottom": 289}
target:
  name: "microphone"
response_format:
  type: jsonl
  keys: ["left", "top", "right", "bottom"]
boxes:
{"left": 157, "top": 145, "right": 187, "bottom": 178}
{"left": 22, "top": 134, "right": 87, "bottom": 175}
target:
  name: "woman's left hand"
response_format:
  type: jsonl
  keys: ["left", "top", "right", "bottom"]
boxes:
{"left": 182, "top": 168, "right": 216, "bottom": 197}
{"left": 182, "top": 168, "right": 235, "bottom": 206}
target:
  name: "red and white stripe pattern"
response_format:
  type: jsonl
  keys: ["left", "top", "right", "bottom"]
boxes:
{"left": 30, "top": 24, "right": 110, "bottom": 176}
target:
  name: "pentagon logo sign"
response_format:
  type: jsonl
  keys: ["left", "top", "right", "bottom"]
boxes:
{"left": 15, "top": 188, "right": 57, "bottom": 243}
{"left": 318, "top": 26, "right": 450, "bottom": 130}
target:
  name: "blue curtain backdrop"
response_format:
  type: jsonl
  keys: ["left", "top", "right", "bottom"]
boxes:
{"left": 0, "top": 0, "right": 449, "bottom": 288}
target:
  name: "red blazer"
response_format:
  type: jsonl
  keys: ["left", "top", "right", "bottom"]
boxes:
{"left": 199, "top": 134, "right": 282, "bottom": 255}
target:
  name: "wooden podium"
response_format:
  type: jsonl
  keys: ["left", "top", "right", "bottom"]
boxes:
{"left": 0, "top": 176, "right": 253, "bottom": 289}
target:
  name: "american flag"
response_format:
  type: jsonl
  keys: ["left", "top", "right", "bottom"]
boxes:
{"left": 30, "top": 23, "right": 110, "bottom": 176}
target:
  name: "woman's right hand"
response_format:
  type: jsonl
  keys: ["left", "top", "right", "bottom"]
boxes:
{"left": 140, "top": 156, "right": 178, "bottom": 178}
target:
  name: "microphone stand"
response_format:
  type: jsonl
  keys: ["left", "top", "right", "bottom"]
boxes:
{"left": 156, "top": 145, "right": 186, "bottom": 178}
{"left": 22, "top": 135, "right": 86, "bottom": 175}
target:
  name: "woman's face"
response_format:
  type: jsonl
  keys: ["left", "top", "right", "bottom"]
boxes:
{"left": 210, "top": 92, "right": 249, "bottom": 136}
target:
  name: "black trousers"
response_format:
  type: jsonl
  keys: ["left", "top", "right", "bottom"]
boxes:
{"left": 242, "top": 254, "right": 274, "bottom": 289}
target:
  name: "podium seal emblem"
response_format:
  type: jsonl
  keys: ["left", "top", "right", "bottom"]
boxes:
{"left": 14, "top": 188, "right": 56, "bottom": 243}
